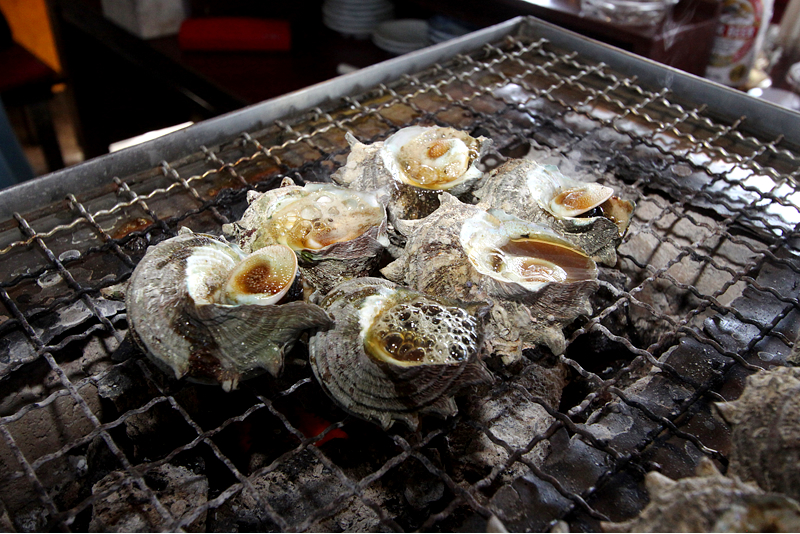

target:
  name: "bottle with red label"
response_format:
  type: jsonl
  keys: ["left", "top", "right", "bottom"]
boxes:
{"left": 705, "top": 0, "right": 774, "bottom": 87}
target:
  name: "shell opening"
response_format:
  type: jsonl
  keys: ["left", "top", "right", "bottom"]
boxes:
{"left": 387, "top": 126, "right": 482, "bottom": 190}
{"left": 268, "top": 189, "right": 384, "bottom": 250}
{"left": 219, "top": 245, "right": 298, "bottom": 305}
{"left": 490, "top": 238, "right": 595, "bottom": 286}
{"left": 549, "top": 184, "right": 614, "bottom": 218}
{"left": 490, "top": 252, "right": 568, "bottom": 284}
{"left": 461, "top": 211, "right": 598, "bottom": 291}
{"left": 598, "top": 196, "right": 635, "bottom": 237}
{"left": 185, "top": 241, "right": 242, "bottom": 306}
{"left": 362, "top": 296, "right": 480, "bottom": 368}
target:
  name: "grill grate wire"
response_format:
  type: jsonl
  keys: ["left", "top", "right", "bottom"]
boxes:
{"left": 0, "top": 29, "right": 798, "bottom": 532}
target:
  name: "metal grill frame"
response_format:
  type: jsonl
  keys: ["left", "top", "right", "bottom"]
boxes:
{"left": 0, "top": 15, "right": 799, "bottom": 532}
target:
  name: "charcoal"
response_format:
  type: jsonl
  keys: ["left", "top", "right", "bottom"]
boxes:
{"left": 542, "top": 433, "right": 612, "bottom": 495}
{"left": 0, "top": 499, "right": 14, "bottom": 531}
{"left": 212, "top": 449, "right": 387, "bottom": 532}
{"left": 491, "top": 473, "right": 573, "bottom": 531}
{"left": 0, "top": 330, "right": 37, "bottom": 378}
{"left": 399, "top": 457, "right": 445, "bottom": 510}
{"left": 447, "top": 362, "right": 567, "bottom": 482}
{"left": 89, "top": 464, "right": 208, "bottom": 532}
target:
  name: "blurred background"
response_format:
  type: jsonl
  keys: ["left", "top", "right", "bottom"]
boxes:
{"left": 0, "top": 0, "right": 795, "bottom": 185}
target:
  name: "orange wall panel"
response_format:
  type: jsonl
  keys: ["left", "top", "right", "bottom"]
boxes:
{"left": 0, "top": 0, "right": 61, "bottom": 72}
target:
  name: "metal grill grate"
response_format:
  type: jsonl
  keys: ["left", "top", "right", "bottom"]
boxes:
{"left": 1, "top": 19, "right": 799, "bottom": 532}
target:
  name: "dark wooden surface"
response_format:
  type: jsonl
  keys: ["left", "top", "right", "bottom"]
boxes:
{"left": 49, "top": 0, "right": 404, "bottom": 158}
{"left": 146, "top": 28, "right": 396, "bottom": 106}
{"left": 48, "top": 0, "right": 719, "bottom": 160}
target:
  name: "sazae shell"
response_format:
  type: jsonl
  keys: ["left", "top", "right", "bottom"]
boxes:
{"left": 223, "top": 181, "right": 389, "bottom": 293}
{"left": 308, "top": 277, "right": 493, "bottom": 429}
{"left": 715, "top": 366, "right": 800, "bottom": 503}
{"left": 382, "top": 194, "right": 598, "bottom": 364}
{"left": 602, "top": 458, "right": 800, "bottom": 533}
{"left": 332, "top": 126, "right": 491, "bottom": 222}
{"left": 473, "top": 159, "right": 634, "bottom": 265}
{"left": 126, "top": 229, "right": 332, "bottom": 391}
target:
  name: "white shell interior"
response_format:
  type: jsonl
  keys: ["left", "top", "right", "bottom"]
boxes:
{"left": 184, "top": 240, "right": 298, "bottom": 307}
{"left": 549, "top": 184, "right": 614, "bottom": 218}
{"left": 381, "top": 125, "right": 483, "bottom": 190}
{"left": 460, "top": 210, "right": 597, "bottom": 291}
{"left": 263, "top": 184, "right": 385, "bottom": 251}
{"left": 525, "top": 163, "right": 614, "bottom": 218}
{"left": 185, "top": 241, "right": 244, "bottom": 306}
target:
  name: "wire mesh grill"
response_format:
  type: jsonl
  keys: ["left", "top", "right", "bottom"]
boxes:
{"left": 1, "top": 23, "right": 799, "bottom": 532}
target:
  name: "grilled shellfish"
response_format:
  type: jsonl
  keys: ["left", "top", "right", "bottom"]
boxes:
{"left": 308, "top": 277, "right": 493, "bottom": 429}
{"left": 382, "top": 194, "right": 598, "bottom": 363}
{"left": 714, "top": 366, "right": 800, "bottom": 503}
{"left": 224, "top": 181, "right": 389, "bottom": 293}
{"left": 473, "top": 159, "right": 634, "bottom": 265}
{"left": 126, "top": 229, "right": 332, "bottom": 391}
{"left": 332, "top": 125, "right": 491, "bottom": 221}
{"left": 602, "top": 458, "right": 800, "bottom": 532}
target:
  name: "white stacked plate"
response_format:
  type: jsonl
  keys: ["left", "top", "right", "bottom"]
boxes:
{"left": 427, "top": 15, "right": 477, "bottom": 44}
{"left": 371, "top": 19, "right": 429, "bottom": 55}
{"left": 323, "top": 0, "right": 394, "bottom": 39}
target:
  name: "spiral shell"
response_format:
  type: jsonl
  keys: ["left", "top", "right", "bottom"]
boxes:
{"left": 602, "top": 458, "right": 800, "bottom": 532}
{"left": 714, "top": 366, "right": 800, "bottom": 503}
{"left": 474, "top": 159, "right": 633, "bottom": 265}
{"left": 382, "top": 194, "right": 598, "bottom": 364}
{"left": 381, "top": 125, "right": 484, "bottom": 191}
{"left": 308, "top": 277, "right": 493, "bottom": 429}
{"left": 332, "top": 126, "right": 491, "bottom": 221}
{"left": 460, "top": 209, "right": 598, "bottom": 296}
{"left": 126, "top": 229, "right": 332, "bottom": 391}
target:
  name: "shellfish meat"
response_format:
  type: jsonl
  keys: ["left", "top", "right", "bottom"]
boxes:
{"left": 332, "top": 125, "right": 491, "bottom": 221}
{"left": 126, "top": 229, "right": 333, "bottom": 391}
{"left": 308, "top": 277, "right": 493, "bottom": 429}
{"left": 473, "top": 158, "right": 634, "bottom": 265}
{"left": 223, "top": 181, "right": 389, "bottom": 293}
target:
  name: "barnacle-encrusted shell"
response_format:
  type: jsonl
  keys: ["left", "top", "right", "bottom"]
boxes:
{"left": 473, "top": 159, "right": 634, "bottom": 265}
{"left": 308, "top": 277, "right": 493, "bottom": 429}
{"left": 223, "top": 182, "right": 389, "bottom": 293}
{"left": 382, "top": 193, "right": 598, "bottom": 364}
{"left": 126, "top": 230, "right": 332, "bottom": 391}
{"left": 602, "top": 458, "right": 800, "bottom": 532}
{"left": 332, "top": 126, "right": 491, "bottom": 221}
{"left": 714, "top": 365, "right": 800, "bottom": 502}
